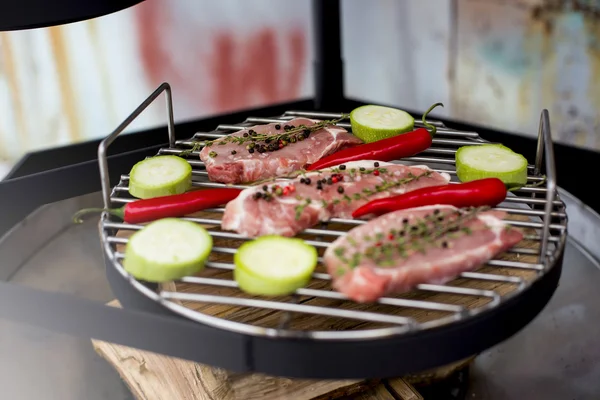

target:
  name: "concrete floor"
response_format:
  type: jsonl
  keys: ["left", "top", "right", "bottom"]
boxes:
{"left": 0, "top": 190, "right": 599, "bottom": 399}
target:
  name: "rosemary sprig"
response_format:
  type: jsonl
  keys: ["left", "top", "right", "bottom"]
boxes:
{"left": 204, "top": 115, "right": 349, "bottom": 148}
{"left": 178, "top": 141, "right": 204, "bottom": 158}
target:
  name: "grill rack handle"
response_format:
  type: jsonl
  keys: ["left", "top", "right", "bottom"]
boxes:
{"left": 536, "top": 110, "right": 558, "bottom": 266}
{"left": 98, "top": 82, "right": 175, "bottom": 209}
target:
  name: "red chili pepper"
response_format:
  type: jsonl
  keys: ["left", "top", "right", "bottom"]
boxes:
{"left": 351, "top": 178, "right": 507, "bottom": 219}
{"left": 73, "top": 188, "right": 242, "bottom": 224}
{"left": 306, "top": 102, "right": 443, "bottom": 171}
{"left": 306, "top": 128, "right": 432, "bottom": 171}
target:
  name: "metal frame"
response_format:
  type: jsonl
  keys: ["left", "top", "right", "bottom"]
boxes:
{"left": 94, "top": 82, "right": 567, "bottom": 378}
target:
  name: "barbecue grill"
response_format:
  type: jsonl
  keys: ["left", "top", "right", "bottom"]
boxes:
{"left": 96, "top": 82, "right": 567, "bottom": 379}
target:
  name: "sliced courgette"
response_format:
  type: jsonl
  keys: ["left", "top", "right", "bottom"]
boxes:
{"left": 455, "top": 144, "right": 528, "bottom": 188}
{"left": 350, "top": 105, "right": 415, "bottom": 143}
{"left": 129, "top": 155, "right": 192, "bottom": 199}
{"left": 123, "top": 218, "right": 212, "bottom": 282}
{"left": 234, "top": 236, "right": 318, "bottom": 296}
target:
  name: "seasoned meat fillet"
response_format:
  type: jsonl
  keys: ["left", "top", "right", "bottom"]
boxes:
{"left": 221, "top": 161, "right": 451, "bottom": 237}
{"left": 323, "top": 205, "right": 524, "bottom": 303}
{"left": 199, "top": 117, "right": 362, "bottom": 184}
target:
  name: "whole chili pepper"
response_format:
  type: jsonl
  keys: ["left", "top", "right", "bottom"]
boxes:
{"left": 73, "top": 187, "right": 242, "bottom": 224}
{"left": 306, "top": 103, "right": 443, "bottom": 171}
{"left": 306, "top": 128, "right": 432, "bottom": 171}
{"left": 352, "top": 178, "right": 507, "bottom": 218}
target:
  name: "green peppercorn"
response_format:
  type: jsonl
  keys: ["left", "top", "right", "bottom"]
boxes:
{"left": 275, "top": 187, "right": 283, "bottom": 196}
{"left": 359, "top": 167, "right": 366, "bottom": 172}
{"left": 208, "top": 151, "right": 218, "bottom": 158}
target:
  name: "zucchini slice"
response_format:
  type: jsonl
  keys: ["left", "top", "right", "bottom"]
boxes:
{"left": 123, "top": 218, "right": 212, "bottom": 282}
{"left": 455, "top": 144, "right": 528, "bottom": 188}
{"left": 129, "top": 155, "right": 192, "bottom": 199}
{"left": 350, "top": 105, "right": 415, "bottom": 143}
{"left": 234, "top": 236, "right": 318, "bottom": 296}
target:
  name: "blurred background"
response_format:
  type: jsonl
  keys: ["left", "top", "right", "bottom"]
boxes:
{"left": 1, "top": 0, "right": 599, "bottom": 179}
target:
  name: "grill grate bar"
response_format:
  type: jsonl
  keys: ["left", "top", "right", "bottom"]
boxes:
{"left": 179, "top": 276, "right": 465, "bottom": 313}
{"left": 160, "top": 291, "right": 415, "bottom": 326}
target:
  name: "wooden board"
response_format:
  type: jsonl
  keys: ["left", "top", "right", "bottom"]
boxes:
{"left": 93, "top": 301, "right": 429, "bottom": 400}
{"left": 105, "top": 207, "right": 540, "bottom": 399}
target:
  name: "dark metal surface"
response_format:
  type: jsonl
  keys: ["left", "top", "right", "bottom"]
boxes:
{"left": 0, "top": 145, "right": 163, "bottom": 241}
{"left": 313, "top": 0, "right": 345, "bottom": 110}
{"left": 0, "top": 0, "right": 144, "bottom": 31}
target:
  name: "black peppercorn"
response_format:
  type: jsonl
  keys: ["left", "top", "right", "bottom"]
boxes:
{"left": 253, "top": 192, "right": 263, "bottom": 200}
{"left": 441, "top": 241, "right": 448, "bottom": 248}
{"left": 337, "top": 186, "right": 344, "bottom": 194}
{"left": 243, "top": 133, "right": 248, "bottom": 137}
{"left": 275, "top": 124, "right": 281, "bottom": 130}
{"left": 339, "top": 164, "right": 346, "bottom": 170}
{"left": 231, "top": 150, "right": 237, "bottom": 155}
{"left": 300, "top": 178, "right": 306, "bottom": 184}
{"left": 374, "top": 162, "right": 380, "bottom": 167}
{"left": 248, "top": 148, "right": 255, "bottom": 153}
{"left": 433, "top": 209, "right": 440, "bottom": 215}
{"left": 249, "top": 129, "right": 256, "bottom": 135}
{"left": 262, "top": 185, "right": 268, "bottom": 191}
{"left": 327, "top": 177, "right": 333, "bottom": 185}
{"left": 402, "top": 218, "right": 409, "bottom": 224}
{"left": 316, "top": 182, "right": 323, "bottom": 190}
{"left": 303, "top": 130, "right": 310, "bottom": 138}
{"left": 305, "top": 178, "right": 311, "bottom": 185}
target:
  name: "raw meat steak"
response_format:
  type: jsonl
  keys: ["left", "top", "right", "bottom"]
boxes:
{"left": 221, "top": 160, "right": 451, "bottom": 237}
{"left": 323, "top": 205, "right": 524, "bottom": 303}
{"left": 199, "top": 117, "right": 362, "bottom": 184}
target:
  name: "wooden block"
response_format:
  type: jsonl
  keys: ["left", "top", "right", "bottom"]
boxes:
{"left": 92, "top": 301, "right": 423, "bottom": 400}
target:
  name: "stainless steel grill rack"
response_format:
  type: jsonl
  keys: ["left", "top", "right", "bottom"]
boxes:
{"left": 98, "top": 83, "right": 567, "bottom": 379}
